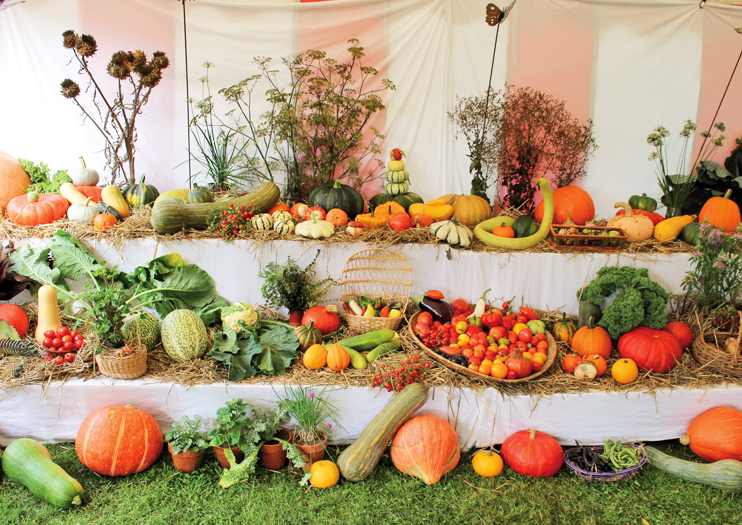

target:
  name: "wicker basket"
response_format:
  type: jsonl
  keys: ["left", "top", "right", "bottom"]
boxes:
{"left": 564, "top": 443, "right": 647, "bottom": 482}
{"left": 340, "top": 248, "right": 412, "bottom": 334}
{"left": 406, "top": 310, "right": 557, "bottom": 383}
{"left": 95, "top": 345, "right": 147, "bottom": 380}
{"left": 691, "top": 311, "right": 742, "bottom": 377}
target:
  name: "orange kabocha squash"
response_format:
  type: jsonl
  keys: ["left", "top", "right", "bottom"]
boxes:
{"left": 390, "top": 415, "right": 460, "bottom": 485}
{"left": 680, "top": 407, "right": 742, "bottom": 462}
{"left": 0, "top": 151, "right": 32, "bottom": 209}
{"left": 698, "top": 189, "right": 741, "bottom": 233}
{"left": 571, "top": 316, "right": 612, "bottom": 359}
{"left": 373, "top": 202, "right": 405, "bottom": 221}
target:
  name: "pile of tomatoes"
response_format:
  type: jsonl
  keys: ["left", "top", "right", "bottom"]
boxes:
{"left": 41, "top": 327, "right": 85, "bottom": 366}
{"left": 413, "top": 300, "right": 551, "bottom": 380}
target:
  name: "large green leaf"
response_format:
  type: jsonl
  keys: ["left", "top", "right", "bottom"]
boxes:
{"left": 140, "top": 264, "right": 216, "bottom": 318}
{"left": 256, "top": 326, "right": 299, "bottom": 376}
{"left": 8, "top": 244, "right": 72, "bottom": 303}
{"left": 50, "top": 230, "right": 106, "bottom": 282}
{"left": 208, "top": 326, "right": 262, "bottom": 381}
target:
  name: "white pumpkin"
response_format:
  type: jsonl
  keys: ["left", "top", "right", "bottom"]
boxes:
{"left": 69, "top": 157, "right": 100, "bottom": 186}
{"left": 606, "top": 202, "right": 654, "bottom": 242}
{"left": 295, "top": 216, "right": 334, "bottom": 239}
{"left": 430, "top": 218, "right": 473, "bottom": 248}
{"left": 67, "top": 197, "right": 99, "bottom": 224}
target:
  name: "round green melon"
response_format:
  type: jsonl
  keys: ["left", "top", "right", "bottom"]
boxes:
{"left": 512, "top": 215, "right": 537, "bottom": 238}
{"left": 308, "top": 179, "right": 365, "bottom": 218}
{"left": 161, "top": 310, "right": 209, "bottom": 361}
{"left": 122, "top": 312, "right": 161, "bottom": 351}
{"left": 368, "top": 192, "right": 423, "bottom": 212}
{"left": 681, "top": 222, "right": 701, "bottom": 245}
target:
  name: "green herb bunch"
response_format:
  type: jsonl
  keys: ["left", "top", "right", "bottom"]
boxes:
{"left": 77, "top": 267, "right": 132, "bottom": 348}
{"left": 18, "top": 159, "right": 72, "bottom": 195}
{"left": 165, "top": 416, "right": 208, "bottom": 455}
{"left": 259, "top": 250, "right": 334, "bottom": 313}
{"left": 275, "top": 383, "right": 344, "bottom": 446}
{"left": 207, "top": 203, "right": 255, "bottom": 242}
{"left": 207, "top": 398, "right": 258, "bottom": 451}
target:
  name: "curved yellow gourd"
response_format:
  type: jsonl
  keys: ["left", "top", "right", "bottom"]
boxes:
{"left": 474, "top": 178, "right": 554, "bottom": 249}
{"left": 653, "top": 215, "right": 695, "bottom": 244}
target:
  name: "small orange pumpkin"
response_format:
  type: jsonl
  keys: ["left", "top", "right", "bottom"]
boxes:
{"left": 439, "top": 194, "right": 492, "bottom": 227}
{"left": 611, "top": 358, "right": 639, "bottom": 384}
{"left": 0, "top": 152, "right": 32, "bottom": 209}
{"left": 268, "top": 202, "right": 290, "bottom": 215}
{"left": 327, "top": 344, "right": 350, "bottom": 372}
{"left": 389, "top": 212, "right": 412, "bottom": 231}
{"left": 94, "top": 213, "right": 118, "bottom": 231}
{"left": 7, "top": 191, "right": 69, "bottom": 226}
{"left": 326, "top": 208, "right": 349, "bottom": 227}
{"left": 491, "top": 221, "right": 515, "bottom": 238}
{"left": 411, "top": 212, "right": 434, "bottom": 228}
{"left": 346, "top": 221, "right": 365, "bottom": 236}
{"left": 582, "top": 354, "right": 608, "bottom": 376}
{"left": 373, "top": 202, "right": 405, "bottom": 221}
{"left": 303, "top": 344, "right": 328, "bottom": 370}
{"left": 553, "top": 312, "right": 577, "bottom": 344}
{"left": 698, "top": 189, "right": 741, "bottom": 233}
{"left": 571, "top": 316, "right": 612, "bottom": 359}
{"left": 664, "top": 321, "right": 693, "bottom": 349}
{"left": 355, "top": 213, "right": 386, "bottom": 229}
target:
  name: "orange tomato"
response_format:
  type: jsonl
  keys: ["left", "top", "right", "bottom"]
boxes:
{"left": 611, "top": 358, "right": 639, "bottom": 384}
{"left": 489, "top": 326, "right": 507, "bottom": 340}
{"left": 583, "top": 354, "right": 608, "bottom": 376}
{"left": 462, "top": 348, "right": 474, "bottom": 359}
{"left": 532, "top": 360, "right": 543, "bottom": 372}
{"left": 561, "top": 353, "right": 583, "bottom": 374}
{"left": 478, "top": 363, "right": 492, "bottom": 375}
{"left": 532, "top": 333, "right": 547, "bottom": 344}
{"left": 491, "top": 360, "right": 509, "bottom": 378}
{"left": 536, "top": 340, "right": 549, "bottom": 351}
{"left": 473, "top": 347, "right": 485, "bottom": 359}
{"left": 468, "top": 363, "right": 479, "bottom": 371}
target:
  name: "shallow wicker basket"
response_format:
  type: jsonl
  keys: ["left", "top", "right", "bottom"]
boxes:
{"left": 95, "top": 345, "right": 147, "bottom": 380}
{"left": 691, "top": 312, "right": 742, "bottom": 377}
{"left": 564, "top": 443, "right": 647, "bottom": 482}
{"left": 340, "top": 248, "right": 412, "bottom": 334}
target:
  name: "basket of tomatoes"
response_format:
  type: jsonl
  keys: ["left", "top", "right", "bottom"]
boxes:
{"left": 408, "top": 291, "right": 556, "bottom": 383}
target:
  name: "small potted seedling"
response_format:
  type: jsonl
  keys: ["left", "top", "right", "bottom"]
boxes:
{"left": 165, "top": 416, "right": 209, "bottom": 473}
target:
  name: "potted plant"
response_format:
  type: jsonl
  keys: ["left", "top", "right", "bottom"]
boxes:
{"left": 275, "top": 383, "right": 344, "bottom": 466}
{"left": 254, "top": 405, "right": 293, "bottom": 470}
{"left": 258, "top": 250, "right": 335, "bottom": 325}
{"left": 206, "top": 398, "right": 256, "bottom": 467}
{"left": 165, "top": 416, "right": 209, "bottom": 473}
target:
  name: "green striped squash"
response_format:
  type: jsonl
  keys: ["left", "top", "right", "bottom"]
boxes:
{"left": 337, "top": 383, "right": 429, "bottom": 481}
{"left": 2, "top": 438, "right": 84, "bottom": 508}
{"left": 368, "top": 192, "right": 423, "bottom": 213}
{"left": 385, "top": 169, "right": 409, "bottom": 183}
{"left": 121, "top": 312, "right": 161, "bottom": 351}
{"left": 122, "top": 174, "right": 160, "bottom": 208}
{"left": 646, "top": 446, "right": 742, "bottom": 492}
{"left": 308, "top": 179, "right": 365, "bottom": 218}
{"left": 384, "top": 182, "right": 409, "bottom": 196}
{"left": 161, "top": 309, "right": 209, "bottom": 361}
{"left": 187, "top": 183, "right": 214, "bottom": 204}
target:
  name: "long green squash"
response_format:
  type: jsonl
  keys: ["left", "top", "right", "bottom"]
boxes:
{"left": 151, "top": 181, "right": 280, "bottom": 234}
{"left": 646, "top": 446, "right": 742, "bottom": 492}
{"left": 2, "top": 438, "right": 84, "bottom": 507}
{"left": 338, "top": 383, "right": 429, "bottom": 482}
{"left": 334, "top": 329, "right": 397, "bottom": 351}
{"left": 474, "top": 178, "right": 554, "bottom": 249}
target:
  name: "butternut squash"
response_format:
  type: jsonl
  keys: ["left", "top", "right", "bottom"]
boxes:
{"left": 35, "top": 285, "right": 62, "bottom": 342}
{"left": 653, "top": 215, "right": 695, "bottom": 244}
{"left": 101, "top": 185, "right": 130, "bottom": 219}
{"left": 59, "top": 182, "right": 90, "bottom": 205}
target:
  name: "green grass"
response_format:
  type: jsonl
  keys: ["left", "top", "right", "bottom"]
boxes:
{"left": 0, "top": 441, "right": 740, "bottom": 525}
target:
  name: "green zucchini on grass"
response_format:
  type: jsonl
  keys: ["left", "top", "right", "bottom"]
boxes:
{"left": 2, "top": 438, "right": 84, "bottom": 507}
{"left": 646, "top": 446, "right": 742, "bottom": 492}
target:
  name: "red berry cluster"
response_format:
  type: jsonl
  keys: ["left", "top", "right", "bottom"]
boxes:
{"left": 370, "top": 354, "right": 432, "bottom": 392}
{"left": 207, "top": 203, "right": 254, "bottom": 242}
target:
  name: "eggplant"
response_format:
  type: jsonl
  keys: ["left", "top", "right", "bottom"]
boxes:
{"left": 418, "top": 296, "right": 454, "bottom": 324}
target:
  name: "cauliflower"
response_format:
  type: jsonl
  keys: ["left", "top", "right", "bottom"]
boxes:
{"left": 220, "top": 303, "right": 258, "bottom": 333}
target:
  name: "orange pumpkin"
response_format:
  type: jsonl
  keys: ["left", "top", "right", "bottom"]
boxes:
{"left": 491, "top": 221, "right": 515, "bottom": 238}
{"left": 7, "top": 191, "right": 69, "bottom": 226}
{"left": 664, "top": 321, "right": 693, "bottom": 349}
{"left": 534, "top": 185, "right": 595, "bottom": 225}
{"left": 326, "top": 208, "right": 348, "bottom": 227}
{"left": 571, "top": 317, "right": 612, "bottom": 359}
{"left": 373, "top": 202, "right": 405, "bottom": 221}
{"left": 439, "top": 194, "right": 492, "bottom": 227}
{"left": 75, "top": 404, "right": 163, "bottom": 476}
{"left": 94, "top": 213, "right": 118, "bottom": 231}
{"left": 0, "top": 152, "right": 32, "bottom": 209}
{"left": 390, "top": 415, "right": 460, "bottom": 485}
{"left": 268, "top": 202, "right": 291, "bottom": 215}
{"left": 355, "top": 213, "right": 386, "bottom": 229}
{"left": 680, "top": 407, "right": 742, "bottom": 462}
{"left": 410, "top": 212, "right": 434, "bottom": 228}
{"left": 303, "top": 344, "right": 328, "bottom": 370}
{"left": 698, "top": 189, "right": 741, "bottom": 233}
{"left": 582, "top": 354, "right": 608, "bottom": 376}
{"left": 389, "top": 212, "right": 412, "bottom": 231}
{"left": 0, "top": 304, "right": 29, "bottom": 338}
{"left": 501, "top": 429, "right": 563, "bottom": 478}
{"left": 326, "top": 344, "right": 350, "bottom": 372}
{"left": 346, "top": 221, "right": 365, "bottom": 236}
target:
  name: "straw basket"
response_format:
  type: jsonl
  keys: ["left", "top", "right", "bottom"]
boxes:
{"left": 95, "top": 345, "right": 147, "bottom": 380}
{"left": 340, "top": 248, "right": 412, "bottom": 334}
{"left": 564, "top": 443, "right": 647, "bottom": 483}
{"left": 691, "top": 311, "right": 742, "bottom": 377}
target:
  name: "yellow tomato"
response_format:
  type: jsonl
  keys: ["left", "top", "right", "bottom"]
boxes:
{"left": 512, "top": 323, "right": 529, "bottom": 335}
{"left": 531, "top": 353, "right": 547, "bottom": 365}
{"left": 522, "top": 352, "right": 534, "bottom": 360}
{"left": 458, "top": 334, "right": 470, "bottom": 344}
{"left": 491, "top": 360, "right": 509, "bottom": 378}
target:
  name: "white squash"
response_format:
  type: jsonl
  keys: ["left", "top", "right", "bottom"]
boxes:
{"left": 67, "top": 197, "right": 99, "bottom": 224}
{"left": 295, "top": 215, "right": 334, "bottom": 239}
{"left": 69, "top": 157, "right": 100, "bottom": 186}
{"left": 606, "top": 202, "right": 654, "bottom": 242}
{"left": 250, "top": 213, "right": 273, "bottom": 230}
{"left": 430, "top": 218, "right": 473, "bottom": 248}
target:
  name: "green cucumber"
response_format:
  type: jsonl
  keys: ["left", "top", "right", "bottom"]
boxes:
{"left": 326, "top": 344, "right": 367, "bottom": 369}
{"left": 335, "top": 329, "right": 396, "bottom": 351}
{"left": 366, "top": 341, "right": 402, "bottom": 362}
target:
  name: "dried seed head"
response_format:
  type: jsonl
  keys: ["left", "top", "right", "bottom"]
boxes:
{"left": 150, "top": 51, "right": 169, "bottom": 70}
{"left": 107, "top": 51, "right": 132, "bottom": 79}
{"left": 60, "top": 79, "right": 80, "bottom": 99}
{"left": 140, "top": 67, "right": 162, "bottom": 88}
{"left": 75, "top": 34, "right": 97, "bottom": 57}
{"left": 62, "top": 30, "right": 77, "bottom": 49}
{"left": 129, "top": 50, "right": 147, "bottom": 73}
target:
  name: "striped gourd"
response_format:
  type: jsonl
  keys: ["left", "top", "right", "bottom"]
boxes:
{"left": 251, "top": 213, "right": 273, "bottom": 230}
{"left": 384, "top": 182, "right": 410, "bottom": 196}
{"left": 151, "top": 182, "right": 280, "bottom": 234}
{"left": 646, "top": 446, "right": 742, "bottom": 492}
{"left": 274, "top": 219, "right": 295, "bottom": 234}
{"left": 272, "top": 210, "right": 292, "bottom": 223}
{"left": 386, "top": 169, "right": 409, "bottom": 184}
{"left": 121, "top": 312, "right": 161, "bottom": 351}
{"left": 160, "top": 309, "right": 209, "bottom": 361}
{"left": 337, "top": 383, "right": 429, "bottom": 481}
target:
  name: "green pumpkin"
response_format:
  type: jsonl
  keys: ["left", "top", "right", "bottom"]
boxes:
{"left": 368, "top": 192, "right": 423, "bottom": 212}
{"left": 628, "top": 193, "right": 657, "bottom": 212}
{"left": 681, "top": 222, "right": 701, "bottom": 245}
{"left": 512, "top": 215, "right": 537, "bottom": 238}
{"left": 577, "top": 300, "right": 602, "bottom": 329}
{"left": 187, "top": 183, "right": 214, "bottom": 204}
{"left": 122, "top": 174, "right": 160, "bottom": 208}
{"left": 308, "top": 179, "right": 364, "bottom": 218}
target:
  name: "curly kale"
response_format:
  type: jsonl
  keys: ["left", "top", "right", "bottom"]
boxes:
{"left": 577, "top": 266, "right": 668, "bottom": 339}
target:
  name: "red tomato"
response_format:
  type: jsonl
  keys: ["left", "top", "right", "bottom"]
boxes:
{"left": 507, "top": 331, "right": 518, "bottom": 344}
{"left": 516, "top": 314, "right": 528, "bottom": 325}
{"left": 63, "top": 341, "right": 75, "bottom": 351}
{"left": 532, "top": 361, "right": 543, "bottom": 372}
{"left": 451, "top": 315, "right": 468, "bottom": 326}
{"left": 561, "top": 353, "right": 583, "bottom": 374}
{"left": 414, "top": 322, "right": 429, "bottom": 335}
{"left": 465, "top": 325, "right": 484, "bottom": 336}
{"left": 518, "top": 329, "right": 533, "bottom": 343}
{"left": 42, "top": 355, "right": 53, "bottom": 361}
{"left": 56, "top": 326, "right": 69, "bottom": 337}
{"left": 505, "top": 354, "right": 534, "bottom": 378}
{"left": 54, "top": 356, "right": 65, "bottom": 365}
{"left": 515, "top": 341, "right": 528, "bottom": 353}
{"left": 44, "top": 330, "right": 56, "bottom": 339}
{"left": 468, "top": 356, "right": 482, "bottom": 367}
{"left": 432, "top": 321, "right": 442, "bottom": 328}
{"left": 532, "top": 333, "right": 547, "bottom": 344}
{"left": 484, "top": 350, "right": 496, "bottom": 361}
{"left": 502, "top": 315, "right": 515, "bottom": 330}
{"left": 418, "top": 312, "right": 433, "bottom": 325}
{"left": 62, "top": 335, "right": 73, "bottom": 344}
{"left": 452, "top": 298, "right": 469, "bottom": 313}
{"left": 69, "top": 330, "right": 79, "bottom": 338}
{"left": 52, "top": 338, "right": 63, "bottom": 348}
{"left": 64, "top": 352, "right": 76, "bottom": 363}
{"left": 507, "top": 370, "right": 517, "bottom": 379}
{"left": 42, "top": 338, "right": 54, "bottom": 348}
{"left": 74, "top": 340, "right": 85, "bottom": 350}
{"left": 426, "top": 290, "right": 445, "bottom": 300}
{"left": 439, "top": 346, "right": 461, "bottom": 356}
{"left": 489, "top": 326, "right": 507, "bottom": 340}
{"left": 519, "top": 307, "right": 539, "bottom": 321}
{"left": 74, "top": 334, "right": 85, "bottom": 342}
{"left": 481, "top": 310, "right": 503, "bottom": 328}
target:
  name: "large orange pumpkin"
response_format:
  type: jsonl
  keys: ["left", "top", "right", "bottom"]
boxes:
{"left": 76, "top": 404, "right": 163, "bottom": 476}
{"left": 390, "top": 415, "right": 460, "bottom": 485}
{"left": 7, "top": 191, "right": 69, "bottom": 226}
{"left": 0, "top": 152, "right": 32, "bottom": 209}
{"left": 501, "top": 429, "right": 563, "bottom": 477}
{"left": 680, "top": 407, "right": 742, "bottom": 462}
{"left": 571, "top": 317, "right": 612, "bottom": 359}
{"left": 617, "top": 326, "right": 683, "bottom": 373}
{"left": 534, "top": 185, "right": 595, "bottom": 225}
{"left": 698, "top": 189, "right": 741, "bottom": 233}
{"left": 439, "top": 194, "right": 492, "bottom": 227}
{"left": 0, "top": 304, "right": 29, "bottom": 338}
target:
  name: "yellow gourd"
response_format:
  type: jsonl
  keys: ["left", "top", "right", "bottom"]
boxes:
{"left": 35, "top": 285, "right": 63, "bottom": 342}
{"left": 355, "top": 213, "right": 386, "bottom": 229}
{"left": 606, "top": 202, "right": 654, "bottom": 242}
{"left": 653, "top": 215, "right": 695, "bottom": 244}
{"left": 409, "top": 199, "right": 454, "bottom": 221}
{"left": 59, "top": 182, "right": 90, "bottom": 205}
{"left": 101, "top": 185, "right": 130, "bottom": 218}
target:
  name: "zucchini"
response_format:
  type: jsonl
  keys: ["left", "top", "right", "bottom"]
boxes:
{"left": 366, "top": 341, "right": 402, "bottom": 362}
{"left": 326, "top": 344, "right": 367, "bottom": 369}
{"left": 335, "top": 329, "right": 396, "bottom": 351}
{"left": 150, "top": 182, "right": 280, "bottom": 234}
{"left": 646, "top": 446, "right": 742, "bottom": 492}
{"left": 2, "top": 438, "right": 84, "bottom": 507}
{"left": 338, "top": 383, "right": 429, "bottom": 482}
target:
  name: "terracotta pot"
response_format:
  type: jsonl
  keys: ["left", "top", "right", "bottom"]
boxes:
{"left": 288, "top": 311, "right": 304, "bottom": 327}
{"left": 295, "top": 430, "right": 328, "bottom": 467}
{"left": 213, "top": 444, "right": 245, "bottom": 468}
{"left": 259, "top": 427, "right": 293, "bottom": 470}
{"left": 168, "top": 442, "right": 204, "bottom": 473}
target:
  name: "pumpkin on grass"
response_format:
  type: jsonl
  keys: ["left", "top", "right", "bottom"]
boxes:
{"left": 390, "top": 414, "right": 460, "bottom": 485}
{"left": 7, "top": 191, "right": 69, "bottom": 226}
{"left": 472, "top": 449, "right": 504, "bottom": 477}
{"left": 501, "top": 429, "right": 563, "bottom": 477}
{"left": 680, "top": 407, "right": 742, "bottom": 462}
{"left": 309, "top": 460, "right": 340, "bottom": 488}
{"left": 617, "top": 326, "right": 683, "bottom": 373}
{"left": 75, "top": 404, "right": 163, "bottom": 476}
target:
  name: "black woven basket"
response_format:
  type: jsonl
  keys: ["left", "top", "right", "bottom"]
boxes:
{"left": 564, "top": 443, "right": 647, "bottom": 482}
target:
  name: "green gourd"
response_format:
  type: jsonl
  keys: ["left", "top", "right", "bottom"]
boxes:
{"left": 2, "top": 438, "right": 84, "bottom": 508}
{"left": 512, "top": 215, "right": 537, "bottom": 238}
{"left": 333, "top": 329, "right": 397, "bottom": 351}
{"left": 681, "top": 222, "right": 701, "bottom": 245}
{"left": 628, "top": 193, "right": 658, "bottom": 212}
{"left": 646, "top": 446, "right": 742, "bottom": 492}
{"left": 577, "top": 299, "right": 602, "bottom": 329}
{"left": 308, "top": 179, "right": 364, "bottom": 219}
{"left": 187, "top": 183, "right": 214, "bottom": 204}
{"left": 368, "top": 192, "right": 423, "bottom": 213}
{"left": 122, "top": 174, "right": 160, "bottom": 208}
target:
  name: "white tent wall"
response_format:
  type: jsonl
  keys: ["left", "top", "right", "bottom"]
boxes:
{"left": 1, "top": 0, "right": 741, "bottom": 215}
